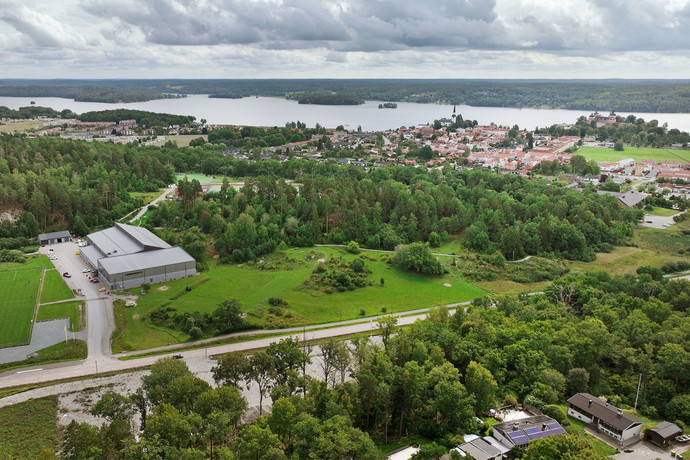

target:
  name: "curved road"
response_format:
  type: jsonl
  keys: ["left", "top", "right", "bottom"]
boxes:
{"left": 128, "top": 186, "right": 175, "bottom": 223}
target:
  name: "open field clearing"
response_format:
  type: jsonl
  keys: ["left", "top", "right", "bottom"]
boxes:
{"left": 153, "top": 134, "right": 208, "bottom": 147}
{"left": 113, "top": 247, "right": 487, "bottom": 351}
{"left": 575, "top": 146, "right": 690, "bottom": 163}
{"left": 0, "top": 396, "right": 58, "bottom": 458}
{"left": 0, "top": 120, "right": 43, "bottom": 133}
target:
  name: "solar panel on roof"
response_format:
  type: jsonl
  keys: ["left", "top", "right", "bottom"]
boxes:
{"left": 528, "top": 431, "right": 552, "bottom": 440}
{"left": 552, "top": 427, "right": 567, "bottom": 435}
{"left": 524, "top": 427, "right": 539, "bottom": 434}
{"left": 509, "top": 434, "right": 529, "bottom": 444}
{"left": 547, "top": 423, "right": 560, "bottom": 430}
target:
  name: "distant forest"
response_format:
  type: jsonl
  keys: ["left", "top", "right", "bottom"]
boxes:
{"left": 1, "top": 79, "right": 690, "bottom": 112}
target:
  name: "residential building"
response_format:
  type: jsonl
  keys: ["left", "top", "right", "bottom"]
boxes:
{"left": 491, "top": 415, "right": 566, "bottom": 450}
{"left": 647, "top": 421, "right": 683, "bottom": 447}
{"left": 567, "top": 393, "right": 642, "bottom": 446}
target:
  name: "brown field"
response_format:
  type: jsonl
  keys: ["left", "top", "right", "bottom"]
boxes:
{"left": 152, "top": 134, "right": 208, "bottom": 147}
{"left": 0, "top": 121, "right": 43, "bottom": 133}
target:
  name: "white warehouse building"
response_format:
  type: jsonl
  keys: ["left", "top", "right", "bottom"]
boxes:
{"left": 80, "top": 223, "right": 196, "bottom": 290}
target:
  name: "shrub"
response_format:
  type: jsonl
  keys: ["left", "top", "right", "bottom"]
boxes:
{"left": 347, "top": 240, "right": 360, "bottom": 254}
{"left": 188, "top": 326, "right": 203, "bottom": 340}
{"left": 359, "top": 308, "right": 366, "bottom": 316}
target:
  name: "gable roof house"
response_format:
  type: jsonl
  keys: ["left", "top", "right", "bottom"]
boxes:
{"left": 491, "top": 415, "right": 566, "bottom": 450}
{"left": 567, "top": 393, "right": 642, "bottom": 446}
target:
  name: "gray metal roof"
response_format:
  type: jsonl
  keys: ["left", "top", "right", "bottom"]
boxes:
{"left": 38, "top": 230, "right": 71, "bottom": 240}
{"left": 99, "top": 247, "right": 194, "bottom": 275}
{"left": 80, "top": 245, "right": 103, "bottom": 268}
{"left": 650, "top": 421, "right": 682, "bottom": 439}
{"left": 458, "top": 438, "right": 503, "bottom": 460}
{"left": 87, "top": 224, "right": 170, "bottom": 257}
{"left": 114, "top": 223, "right": 170, "bottom": 250}
{"left": 568, "top": 393, "right": 642, "bottom": 432}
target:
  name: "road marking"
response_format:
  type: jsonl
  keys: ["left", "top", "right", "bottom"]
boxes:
{"left": 16, "top": 368, "right": 42, "bottom": 374}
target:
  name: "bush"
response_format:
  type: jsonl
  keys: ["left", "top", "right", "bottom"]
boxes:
{"left": 392, "top": 243, "right": 443, "bottom": 276}
{"left": 188, "top": 326, "right": 203, "bottom": 340}
{"left": 347, "top": 240, "right": 360, "bottom": 254}
{"left": 359, "top": 308, "right": 366, "bottom": 316}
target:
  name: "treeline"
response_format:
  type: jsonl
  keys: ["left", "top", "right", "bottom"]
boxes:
{"left": 539, "top": 114, "right": 690, "bottom": 148}
{"left": 0, "top": 136, "right": 175, "bottom": 237}
{"left": 207, "top": 122, "right": 327, "bottom": 149}
{"left": 57, "top": 269, "right": 690, "bottom": 458}
{"left": 149, "top": 161, "right": 641, "bottom": 263}
{"left": 0, "top": 105, "right": 64, "bottom": 119}
{"left": 76, "top": 109, "right": 195, "bottom": 127}
{"left": 4, "top": 79, "right": 690, "bottom": 112}
{"left": 286, "top": 91, "right": 364, "bottom": 105}
{"left": 0, "top": 84, "right": 179, "bottom": 103}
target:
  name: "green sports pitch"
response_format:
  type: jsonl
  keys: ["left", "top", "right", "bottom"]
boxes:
{"left": 0, "top": 266, "right": 43, "bottom": 348}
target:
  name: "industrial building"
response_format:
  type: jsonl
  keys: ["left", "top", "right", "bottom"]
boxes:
{"left": 38, "top": 230, "right": 72, "bottom": 245}
{"left": 80, "top": 223, "right": 196, "bottom": 290}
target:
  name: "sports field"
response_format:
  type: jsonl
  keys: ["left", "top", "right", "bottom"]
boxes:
{"left": 575, "top": 146, "right": 690, "bottom": 163}
{"left": 0, "top": 265, "right": 43, "bottom": 348}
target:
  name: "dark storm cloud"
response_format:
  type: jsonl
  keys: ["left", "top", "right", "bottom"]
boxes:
{"left": 84, "top": 0, "right": 349, "bottom": 47}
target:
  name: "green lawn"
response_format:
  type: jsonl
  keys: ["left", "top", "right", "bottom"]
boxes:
{"left": 0, "top": 265, "right": 42, "bottom": 348}
{"left": 130, "top": 190, "right": 164, "bottom": 204}
{"left": 114, "top": 247, "right": 487, "bottom": 351}
{"left": 576, "top": 146, "right": 690, "bottom": 163}
{"left": 39, "top": 268, "right": 75, "bottom": 304}
{"left": 176, "top": 173, "right": 240, "bottom": 185}
{"left": 0, "top": 396, "right": 58, "bottom": 458}
{"left": 37, "top": 301, "right": 86, "bottom": 331}
{"left": 647, "top": 206, "right": 680, "bottom": 217}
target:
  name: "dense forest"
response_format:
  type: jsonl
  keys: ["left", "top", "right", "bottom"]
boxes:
{"left": 285, "top": 91, "right": 364, "bottom": 105}
{"left": 0, "top": 136, "right": 175, "bottom": 238}
{"left": 0, "top": 83, "right": 181, "bottom": 103}
{"left": 150, "top": 158, "right": 641, "bottom": 264}
{"left": 76, "top": 109, "right": 195, "bottom": 126}
{"left": 58, "top": 268, "right": 690, "bottom": 458}
{"left": 2, "top": 79, "right": 690, "bottom": 112}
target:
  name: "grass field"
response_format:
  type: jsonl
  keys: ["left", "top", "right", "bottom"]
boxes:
{"left": 154, "top": 134, "right": 208, "bottom": 147}
{"left": 39, "top": 268, "right": 75, "bottom": 304}
{"left": 0, "top": 120, "right": 43, "bottom": 133}
{"left": 0, "top": 396, "right": 58, "bottom": 458}
{"left": 113, "top": 247, "right": 487, "bottom": 351}
{"left": 37, "top": 301, "right": 86, "bottom": 331}
{"left": 647, "top": 206, "right": 680, "bottom": 217}
{"left": 176, "top": 172, "right": 239, "bottom": 185}
{"left": 575, "top": 146, "right": 690, "bottom": 163}
{"left": 0, "top": 264, "right": 43, "bottom": 348}
{"left": 130, "top": 190, "right": 165, "bottom": 204}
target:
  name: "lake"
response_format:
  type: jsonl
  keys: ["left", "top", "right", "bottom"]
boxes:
{"left": 2, "top": 94, "right": 690, "bottom": 132}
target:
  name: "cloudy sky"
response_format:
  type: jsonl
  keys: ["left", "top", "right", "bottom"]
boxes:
{"left": 1, "top": 0, "right": 690, "bottom": 79}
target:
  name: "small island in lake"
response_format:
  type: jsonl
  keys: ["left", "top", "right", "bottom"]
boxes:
{"left": 286, "top": 90, "right": 364, "bottom": 105}
{"left": 378, "top": 102, "right": 398, "bottom": 109}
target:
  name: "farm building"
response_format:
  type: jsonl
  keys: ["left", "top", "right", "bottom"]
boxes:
{"left": 80, "top": 223, "right": 196, "bottom": 290}
{"left": 38, "top": 230, "right": 72, "bottom": 245}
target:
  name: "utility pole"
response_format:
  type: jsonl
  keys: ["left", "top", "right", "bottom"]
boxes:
{"left": 634, "top": 373, "right": 642, "bottom": 412}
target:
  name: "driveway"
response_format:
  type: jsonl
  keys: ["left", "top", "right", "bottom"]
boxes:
{"left": 612, "top": 440, "right": 687, "bottom": 460}
{"left": 39, "top": 242, "right": 115, "bottom": 362}
{"left": 639, "top": 213, "right": 679, "bottom": 229}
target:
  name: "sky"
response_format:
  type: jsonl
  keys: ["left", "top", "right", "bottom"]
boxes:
{"left": 1, "top": 0, "right": 690, "bottom": 79}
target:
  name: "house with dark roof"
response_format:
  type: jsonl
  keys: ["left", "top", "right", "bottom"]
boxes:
{"left": 647, "top": 421, "right": 683, "bottom": 447}
{"left": 38, "top": 230, "right": 71, "bottom": 245}
{"left": 491, "top": 415, "right": 566, "bottom": 450}
{"left": 567, "top": 393, "right": 642, "bottom": 446}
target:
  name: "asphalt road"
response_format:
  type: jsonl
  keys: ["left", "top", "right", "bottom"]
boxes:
{"left": 40, "top": 242, "right": 115, "bottom": 363}
{"left": 0, "top": 309, "right": 438, "bottom": 389}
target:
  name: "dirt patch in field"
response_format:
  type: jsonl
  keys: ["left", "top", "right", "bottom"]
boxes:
{"left": 158, "top": 285, "right": 169, "bottom": 291}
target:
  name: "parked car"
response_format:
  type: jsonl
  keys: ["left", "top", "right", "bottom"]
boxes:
{"left": 82, "top": 269, "right": 90, "bottom": 273}
{"left": 63, "top": 272, "right": 71, "bottom": 278}
{"left": 90, "top": 278, "right": 100, "bottom": 283}
{"left": 172, "top": 354, "right": 183, "bottom": 359}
